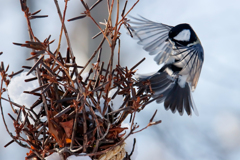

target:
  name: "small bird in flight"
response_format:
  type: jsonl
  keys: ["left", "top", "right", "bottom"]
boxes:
{"left": 129, "top": 16, "right": 204, "bottom": 116}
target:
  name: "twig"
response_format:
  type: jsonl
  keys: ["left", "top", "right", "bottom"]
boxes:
{"left": 54, "top": 0, "right": 74, "bottom": 59}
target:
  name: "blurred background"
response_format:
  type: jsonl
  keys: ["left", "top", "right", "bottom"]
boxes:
{"left": 0, "top": 0, "right": 240, "bottom": 159}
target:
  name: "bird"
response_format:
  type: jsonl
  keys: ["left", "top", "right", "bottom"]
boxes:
{"left": 128, "top": 16, "right": 204, "bottom": 116}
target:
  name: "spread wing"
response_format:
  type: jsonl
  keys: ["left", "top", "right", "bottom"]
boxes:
{"left": 172, "top": 43, "right": 204, "bottom": 91}
{"left": 129, "top": 16, "right": 174, "bottom": 65}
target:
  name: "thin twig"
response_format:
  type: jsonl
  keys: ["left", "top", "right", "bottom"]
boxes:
{"left": 54, "top": 0, "right": 74, "bottom": 59}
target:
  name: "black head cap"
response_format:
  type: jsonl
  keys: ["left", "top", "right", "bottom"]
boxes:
{"left": 168, "top": 23, "right": 198, "bottom": 46}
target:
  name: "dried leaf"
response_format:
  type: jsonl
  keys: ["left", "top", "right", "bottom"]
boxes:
{"left": 48, "top": 111, "right": 65, "bottom": 147}
{"left": 59, "top": 119, "right": 73, "bottom": 138}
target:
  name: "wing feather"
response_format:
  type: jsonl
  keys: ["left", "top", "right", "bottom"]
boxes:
{"left": 129, "top": 16, "right": 174, "bottom": 65}
{"left": 173, "top": 43, "right": 204, "bottom": 91}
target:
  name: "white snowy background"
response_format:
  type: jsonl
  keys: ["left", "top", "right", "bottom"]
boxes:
{"left": 0, "top": 0, "right": 240, "bottom": 160}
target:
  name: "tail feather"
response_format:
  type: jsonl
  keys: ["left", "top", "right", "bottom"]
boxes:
{"left": 183, "top": 89, "right": 191, "bottom": 115}
{"left": 176, "top": 92, "right": 184, "bottom": 115}
{"left": 136, "top": 71, "right": 198, "bottom": 116}
{"left": 166, "top": 87, "right": 181, "bottom": 114}
{"left": 164, "top": 82, "right": 198, "bottom": 116}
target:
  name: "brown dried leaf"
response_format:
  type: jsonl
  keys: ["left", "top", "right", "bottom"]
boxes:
{"left": 59, "top": 119, "right": 73, "bottom": 138}
{"left": 48, "top": 111, "right": 65, "bottom": 147}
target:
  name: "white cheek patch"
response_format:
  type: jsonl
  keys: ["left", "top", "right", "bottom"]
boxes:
{"left": 173, "top": 29, "right": 191, "bottom": 41}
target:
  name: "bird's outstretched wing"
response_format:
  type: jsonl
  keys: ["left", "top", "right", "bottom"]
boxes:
{"left": 129, "top": 16, "right": 173, "bottom": 65}
{"left": 173, "top": 43, "right": 204, "bottom": 91}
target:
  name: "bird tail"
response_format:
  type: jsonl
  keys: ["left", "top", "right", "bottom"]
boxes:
{"left": 163, "top": 81, "right": 199, "bottom": 116}
{"left": 136, "top": 72, "right": 198, "bottom": 116}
